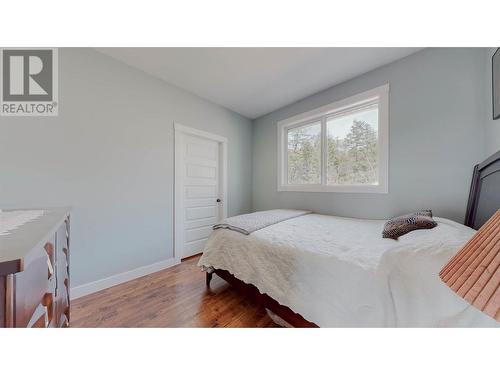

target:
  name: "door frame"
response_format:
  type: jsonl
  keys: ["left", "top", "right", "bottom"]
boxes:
{"left": 174, "top": 122, "right": 228, "bottom": 261}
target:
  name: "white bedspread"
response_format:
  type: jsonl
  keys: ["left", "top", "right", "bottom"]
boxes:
{"left": 198, "top": 214, "right": 499, "bottom": 327}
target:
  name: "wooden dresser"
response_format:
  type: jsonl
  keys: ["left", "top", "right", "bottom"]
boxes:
{"left": 0, "top": 208, "right": 70, "bottom": 328}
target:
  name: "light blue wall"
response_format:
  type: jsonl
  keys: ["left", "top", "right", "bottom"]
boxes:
{"left": 0, "top": 48, "right": 253, "bottom": 287}
{"left": 252, "top": 48, "right": 488, "bottom": 222}
{"left": 2, "top": 47, "right": 495, "bottom": 287}
{"left": 484, "top": 47, "right": 500, "bottom": 155}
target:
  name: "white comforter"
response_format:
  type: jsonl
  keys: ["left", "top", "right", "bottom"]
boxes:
{"left": 198, "top": 214, "right": 499, "bottom": 327}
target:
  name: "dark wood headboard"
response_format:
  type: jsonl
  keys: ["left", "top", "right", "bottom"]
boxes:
{"left": 465, "top": 150, "right": 500, "bottom": 229}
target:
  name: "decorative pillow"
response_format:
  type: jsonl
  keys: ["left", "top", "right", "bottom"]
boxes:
{"left": 410, "top": 209, "right": 433, "bottom": 218}
{"left": 382, "top": 210, "right": 437, "bottom": 239}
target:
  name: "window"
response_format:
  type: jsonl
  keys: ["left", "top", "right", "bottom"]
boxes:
{"left": 287, "top": 121, "right": 321, "bottom": 184}
{"left": 278, "top": 84, "right": 389, "bottom": 193}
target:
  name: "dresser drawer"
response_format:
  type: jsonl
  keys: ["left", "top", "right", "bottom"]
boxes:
{"left": 13, "top": 260, "right": 50, "bottom": 327}
{"left": 55, "top": 221, "right": 70, "bottom": 327}
{"left": 0, "top": 210, "right": 71, "bottom": 328}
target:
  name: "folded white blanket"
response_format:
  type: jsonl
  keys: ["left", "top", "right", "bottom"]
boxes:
{"left": 213, "top": 209, "right": 311, "bottom": 235}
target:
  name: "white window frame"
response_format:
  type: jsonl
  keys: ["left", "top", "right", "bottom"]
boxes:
{"left": 277, "top": 84, "right": 389, "bottom": 193}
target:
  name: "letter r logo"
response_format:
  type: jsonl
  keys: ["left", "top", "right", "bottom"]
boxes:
{"left": 2, "top": 49, "right": 53, "bottom": 101}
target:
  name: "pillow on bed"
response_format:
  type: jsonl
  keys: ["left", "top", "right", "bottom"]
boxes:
{"left": 383, "top": 210, "right": 437, "bottom": 239}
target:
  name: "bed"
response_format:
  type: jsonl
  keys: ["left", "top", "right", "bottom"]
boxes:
{"left": 198, "top": 151, "right": 500, "bottom": 327}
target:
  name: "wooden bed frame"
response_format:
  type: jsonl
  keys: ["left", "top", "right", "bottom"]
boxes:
{"left": 465, "top": 149, "right": 500, "bottom": 229}
{"left": 206, "top": 150, "right": 500, "bottom": 327}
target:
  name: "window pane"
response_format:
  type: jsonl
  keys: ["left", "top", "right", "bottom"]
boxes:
{"left": 327, "top": 107, "right": 378, "bottom": 185}
{"left": 287, "top": 122, "right": 321, "bottom": 184}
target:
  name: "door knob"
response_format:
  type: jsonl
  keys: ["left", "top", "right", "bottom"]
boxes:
{"left": 216, "top": 199, "right": 221, "bottom": 203}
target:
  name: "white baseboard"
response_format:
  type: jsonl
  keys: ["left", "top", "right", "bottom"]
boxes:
{"left": 70, "top": 257, "right": 181, "bottom": 300}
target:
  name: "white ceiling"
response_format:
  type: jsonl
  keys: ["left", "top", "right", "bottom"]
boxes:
{"left": 97, "top": 48, "right": 422, "bottom": 119}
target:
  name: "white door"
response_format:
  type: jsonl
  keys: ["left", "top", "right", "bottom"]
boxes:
{"left": 174, "top": 124, "right": 227, "bottom": 260}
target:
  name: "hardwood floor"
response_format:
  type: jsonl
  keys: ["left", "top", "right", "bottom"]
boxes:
{"left": 71, "top": 256, "right": 278, "bottom": 327}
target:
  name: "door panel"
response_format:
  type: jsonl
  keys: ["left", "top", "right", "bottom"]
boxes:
{"left": 184, "top": 217, "right": 218, "bottom": 229}
{"left": 184, "top": 177, "right": 217, "bottom": 186}
{"left": 186, "top": 206, "right": 217, "bottom": 220}
{"left": 176, "top": 130, "right": 222, "bottom": 259}
{"left": 183, "top": 239, "right": 209, "bottom": 256}
{"left": 187, "top": 164, "right": 216, "bottom": 179}
{"left": 185, "top": 186, "right": 217, "bottom": 199}
{"left": 185, "top": 226, "right": 213, "bottom": 242}
{"left": 184, "top": 198, "right": 216, "bottom": 208}
{"left": 186, "top": 142, "right": 217, "bottom": 160}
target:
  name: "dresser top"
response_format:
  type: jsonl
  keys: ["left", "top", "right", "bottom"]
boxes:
{"left": 0, "top": 208, "right": 70, "bottom": 274}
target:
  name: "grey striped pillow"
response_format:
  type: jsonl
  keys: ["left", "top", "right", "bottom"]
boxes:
{"left": 382, "top": 210, "right": 437, "bottom": 239}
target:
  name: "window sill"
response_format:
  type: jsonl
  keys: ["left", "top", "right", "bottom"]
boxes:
{"left": 277, "top": 184, "right": 388, "bottom": 194}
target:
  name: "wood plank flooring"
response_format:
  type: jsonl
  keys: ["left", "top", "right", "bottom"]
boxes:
{"left": 71, "top": 256, "right": 278, "bottom": 327}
